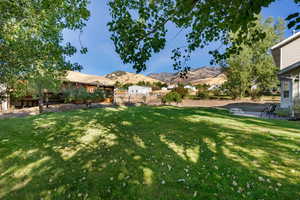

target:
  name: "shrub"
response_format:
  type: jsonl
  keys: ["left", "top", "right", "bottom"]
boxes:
{"left": 250, "top": 88, "right": 263, "bottom": 101}
{"left": 63, "top": 87, "right": 106, "bottom": 106}
{"left": 161, "top": 92, "right": 182, "bottom": 104}
{"left": 91, "top": 88, "right": 106, "bottom": 102}
{"left": 196, "top": 84, "right": 210, "bottom": 99}
{"left": 62, "top": 87, "right": 78, "bottom": 103}
{"left": 77, "top": 87, "right": 91, "bottom": 103}
{"left": 275, "top": 108, "right": 290, "bottom": 117}
{"left": 171, "top": 86, "right": 189, "bottom": 98}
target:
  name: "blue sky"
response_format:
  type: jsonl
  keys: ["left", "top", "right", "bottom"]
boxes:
{"left": 63, "top": 0, "right": 299, "bottom": 76}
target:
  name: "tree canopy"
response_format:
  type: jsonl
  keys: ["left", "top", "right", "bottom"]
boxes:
{"left": 108, "top": 0, "right": 300, "bottom": 73}
{"left": 223, "top": 16, "right": 285, "bottom": 99}
{"left": 0, "top": 0, "right": 90, "bottom": 112}
{"left": 0, "top": 0, "right": 90, "bottom": 85}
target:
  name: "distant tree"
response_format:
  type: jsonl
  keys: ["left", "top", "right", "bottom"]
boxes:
{"left": 196, "top": 84, "right": 211, "bottom": 99}
{"left": 223, "top": 16, "right": 285, "bottom": 99}
{"left": 137, "top": 81, "right": 147, "bottom": 86}
{"left": 122, "top": 83, "right": 134, "bottom": 90}
{"left": 162, "top": 92, "right": 182, "bottom": 104}
{"left": 114, "top": 81, "right": 122, "bottom": 89}
{"left": 151, "top": 82, "right": 168, "bottom": 90}
{"left": 171, "top": 86, "right": 189, "bottom": 98}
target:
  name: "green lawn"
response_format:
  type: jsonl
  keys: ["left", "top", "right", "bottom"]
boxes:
{"left": 0, "top": 106, "right": 300, "bottom": 200}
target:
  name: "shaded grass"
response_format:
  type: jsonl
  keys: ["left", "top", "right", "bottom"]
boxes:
{"left": 0, "top": 106, "right": 300, "bottom": 200}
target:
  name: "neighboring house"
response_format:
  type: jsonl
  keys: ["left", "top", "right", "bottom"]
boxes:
{"left": 184, "top": 85, "right": 197, "bottom": 92}
{"left": 271, "top": 32, "right": 300, "bottom": 109}
{"left": 208, "top": 85, "right": 219, "bottom": 91}
{"left": 161, "top": 87, "right": 168, "bottom": 91}
{"left": 65, "top": 71, "right": 114, "bottom": 93}
{"left": 10, "top": 71, "right": 115, "bottom": 109}
{"left": 167, "top": 84, "right": 177, "bottom": 90}
{"left": 128, "top": 85, "right": 152, "bottom": 95}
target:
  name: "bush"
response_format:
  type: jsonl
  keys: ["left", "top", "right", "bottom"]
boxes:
{"left": 62, "top": 87, "right": 78, "bottom": 103}
{"left": 91, "top": 88, "right": 106, "bottom": 102}
{"left": 171, "top": 86, "right": 189, "bottom": 98}
{"left": 161, "top": 92, "right": 182, "bottom": 104}
{"left": 275, "top": 108, "right": 290, "bottom": 117}
{"left": 63, "top": 87, "right": 106, "bottom": 106}
{"left": 250, "top": 88, "right": 263, "bottom": 101}
{"left": 196, "top": 84, "right": 210, "bottom": 99}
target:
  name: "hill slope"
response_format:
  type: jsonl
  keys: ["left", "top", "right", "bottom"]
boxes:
{"left": 105, "top": 71, "right": 163, "bottom": 84}
{"left": 148, "top": 66, "right": 226, "bottom": 85}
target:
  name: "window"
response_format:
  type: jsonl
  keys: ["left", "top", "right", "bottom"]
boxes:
{"left": 283, "top": 81, "right": 290, "bottom": 98}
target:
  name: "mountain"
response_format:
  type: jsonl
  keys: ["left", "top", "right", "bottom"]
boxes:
{"left": 148, "top": 66, "right": 226, "bottom": 85}
{"left": 147, "top": 72, "right": 174, "bottom": 83}
{"left": 105, "top": 70, "right": 163, "bottom": 85}
{"left": 190, "top": 73, "right": 227, "bottom": 85}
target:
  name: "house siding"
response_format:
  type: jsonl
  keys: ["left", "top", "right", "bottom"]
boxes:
{"left": 279, "top": 68, "right": 300, "bottom": 109}
{"left": 281, "top": 37, "right": 300, "bottom": 70}
{"left": 128, "top": 86, "right": 152, "bottom": 95}
{"left": 271, "top": 48, "right": 281, "bottom": 68}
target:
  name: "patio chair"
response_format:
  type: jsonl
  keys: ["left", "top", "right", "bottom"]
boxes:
{"left": 261, "top": 104, "right": 277, "bottom": 119}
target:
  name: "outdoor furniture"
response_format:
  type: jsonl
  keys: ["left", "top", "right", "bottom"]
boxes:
{"left": 261, "top": 104, "right": 278, "bottom": 118}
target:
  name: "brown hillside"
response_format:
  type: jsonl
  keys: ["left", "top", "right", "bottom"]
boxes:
{"left": 148, "top": 67, "right": 226, "bottom": 85}
{"left": 105, "top": 71, "right": 163, "bottom": 85}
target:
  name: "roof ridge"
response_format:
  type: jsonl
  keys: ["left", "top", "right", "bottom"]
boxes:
{"left": 271, "top": 32, "right": 300, "bottom": 50}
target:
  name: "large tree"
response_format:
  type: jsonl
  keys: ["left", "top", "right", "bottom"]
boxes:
{"left": 0, "top": 0, "right": 90, "bottom": 112}
{"left": 108, "top": 0, "right": 300, "bottom": 73}
{"left": 223, "top": 16, "right": 285, "bottom": 99}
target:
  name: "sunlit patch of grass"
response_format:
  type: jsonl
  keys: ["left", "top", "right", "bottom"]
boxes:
{"left": 133, "top": 135, "right": 146, "bottom": 149}
{"left": 0, "top": 106, "right": 299, "bottom": 199}
{"left": 13, "top": 156, "right": 51, "bottom": 178}
{"left": 141, "top": 167, "right": 153, "bottom": 185}
{"left": 160, "top": 135, "right": 200, "bottom": 163}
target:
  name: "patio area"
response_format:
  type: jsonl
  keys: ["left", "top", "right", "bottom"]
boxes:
{"left": 229, "top": 108, "right": 290, "bottom": 120}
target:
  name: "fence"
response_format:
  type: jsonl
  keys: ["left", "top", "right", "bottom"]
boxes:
{"left": 114, "top": 90, "right": 168, "bottom": 105}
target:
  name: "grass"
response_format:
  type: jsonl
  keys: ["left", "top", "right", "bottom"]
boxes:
{"left": 0, "top": 106, "right": 299, "bottom": 200}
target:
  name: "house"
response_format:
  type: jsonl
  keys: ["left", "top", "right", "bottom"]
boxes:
{"left": 167, "top": 84, "right": 177, "bottom": 90}
{"left": 64, "top": 71, "right": 115, "bottom": 103}
{"left": 65, "top": 71, "right": 114, "bottom": 93}
{"left": 128, "top": 85, "right": 152, "bottom": 95}
{"left": 161, "top": 87, "right": 168, "bottom": 91}
{"left": 9, "top": 71, "right": 115, "bottom": 109}
{"left": 271, "top": 32, "right": 300, "bottom": 109}
{"left": 208, "top": 85, "right": 219, "bottom": 91}
{"left": 184, "top": 85, "right": 197, "bottom": 92}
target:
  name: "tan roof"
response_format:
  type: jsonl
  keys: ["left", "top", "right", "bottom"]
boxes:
{"left": 65, "top": 71, "right": 114, "bottom": 86}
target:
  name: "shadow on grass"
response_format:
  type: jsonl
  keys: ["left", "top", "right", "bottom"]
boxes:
{"left": 0, "top": 106, "right": 299, "bottom": 200}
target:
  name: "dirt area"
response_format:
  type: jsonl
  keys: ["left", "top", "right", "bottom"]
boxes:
{"left": 0, "top": 97, "right": 279, "bottom": 119}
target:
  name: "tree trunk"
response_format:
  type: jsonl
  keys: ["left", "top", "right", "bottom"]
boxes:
{"left": 38, "top": 89, "right": 44, "bottom": 114}
{"left": 7, "top": 93, "right": 11, "bottom": 111}
{"left": 45, "top": 93, "right": 49, "bottom": 108}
